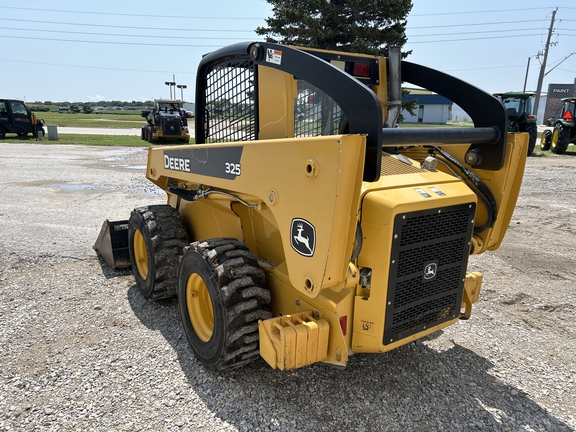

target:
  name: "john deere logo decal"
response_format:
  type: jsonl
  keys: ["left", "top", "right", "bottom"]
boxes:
{"left": 424, "top": 263, "right": 437, "bottom": 280}
{"left": 291, "top": 218, "right": 315, "bottom": 257}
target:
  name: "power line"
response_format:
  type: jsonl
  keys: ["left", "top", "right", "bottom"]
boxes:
{"left": 409, "top": 7, "right": 554, "bottom": 17}
{"left": 0, "top": 6, "right": 266, "bottom": 20}
{"left": 0, "top": 57, "right": 193, "bottom": 74}
{"left": 0, "top": 35, "right": 227, "bottom": 48}
{"left": 0, "top": 15, "right": 551, "bottom": 34}
{"left": 444, "top": 64, "right": 526, "bottom": 72}
{"left": 0, "top": 31, "right": 550, "bottom": 48}
{"left": 0, "top": 18, "right": 256, "bottom": 33}
{"left": 1, "top": 23, "right": 546, "bottom": 42}
{"left": 408, "top": 28, "right": 545, "bottom": 38}
{"left": 407, "top": 33, "right": 545, "bottom": 44}
{"left": 408, "top": 19, "right": 546, "bottom": 30}
{"left": 0, "top": 26, "right": 247, "bottom": 41}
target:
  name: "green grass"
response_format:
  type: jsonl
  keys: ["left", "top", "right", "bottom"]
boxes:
{"left": 1, "top": 134, "right": 197, "bottom": 146}
{"left": 1, "top": 134, "right": 147, "bottom": 146}
{"left": 535, "top": 144, "right": 576, "bottom": 157}
{"left": 36, "top": 111, "right": 146, "bottom": 128}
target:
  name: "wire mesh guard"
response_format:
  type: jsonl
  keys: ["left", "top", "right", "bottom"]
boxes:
{"left": 383, "top": 204, "right": 475, "bottom": 345}
{"left": 295, "top": 81, "right": 344, "bottom": 138}
{"left": 203, "top": 60, "right": 256, "bottom": 143}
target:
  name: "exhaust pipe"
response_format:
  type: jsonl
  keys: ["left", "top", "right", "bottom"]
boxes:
{"left": 384, "top": 45, "right": 402, "bottom": 129}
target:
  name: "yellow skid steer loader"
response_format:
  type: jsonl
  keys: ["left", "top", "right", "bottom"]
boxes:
{"left": 96, "top": 41, "right": 527, "bottom": 371}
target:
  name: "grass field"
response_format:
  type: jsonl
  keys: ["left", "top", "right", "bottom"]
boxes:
{"left": 36, "top": 111, "right": 146, "bottom": 128}
{"left": 0, "top": 134, "right": 149, "bottom": 146}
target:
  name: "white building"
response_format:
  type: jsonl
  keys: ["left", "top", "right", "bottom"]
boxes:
{"left": 401, "top": 94, "right": 453, "bottom": 124}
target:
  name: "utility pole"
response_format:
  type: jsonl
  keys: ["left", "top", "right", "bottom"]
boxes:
{"left": 533, "top": 8, "right": 557, "bottom": 121}
{"left": 523, "top": 56, "right": 532, "bottom": 92}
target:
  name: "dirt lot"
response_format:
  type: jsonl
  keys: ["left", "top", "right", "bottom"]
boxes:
{"left": 0, "top": 143, "right": 575, "bottom": 431}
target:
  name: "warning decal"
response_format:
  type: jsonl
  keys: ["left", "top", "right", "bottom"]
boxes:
{"left": 266, "top": 48, "right": 282, "bottom": 65}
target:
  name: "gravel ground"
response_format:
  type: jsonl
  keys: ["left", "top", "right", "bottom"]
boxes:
{"left": 1, "top": 143, "right": 575, "bottom": 431}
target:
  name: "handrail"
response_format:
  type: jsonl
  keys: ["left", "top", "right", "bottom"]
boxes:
{"left": 381, "top": 126, "right": 500, "bottom": 146}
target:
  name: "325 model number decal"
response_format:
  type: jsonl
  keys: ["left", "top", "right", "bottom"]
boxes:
{"left": 225, "top": 162, "right": 241, "bottom": 176}
{"left": 163, "top": 146, "right": 243, "bottom": 180}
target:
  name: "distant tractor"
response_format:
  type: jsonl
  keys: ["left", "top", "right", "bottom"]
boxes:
{"left": 141, "top": 99, "right": 190, "bottom": 144}
{"left": 0, "top": 99, "right": 45, "bottom": 139}
{"left": 494, "top": 92, "right": 538, "bottom": 155}
{"left": 541, "top": 97, "right": 576, "bottom": 154}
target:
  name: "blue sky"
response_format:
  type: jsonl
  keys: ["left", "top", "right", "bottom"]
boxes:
{"left": 0, "top": 1, "right": 574, "bottom": 103}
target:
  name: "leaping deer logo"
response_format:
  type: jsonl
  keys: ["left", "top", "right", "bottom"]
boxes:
{"left": 291, "top": 219, "right": 316, "bottom": 257}
{"left": 294, "top": 223, "right": 312, "bottom": 254}
{"left": 424, "top": 263, "right": 437, "bottom": 280}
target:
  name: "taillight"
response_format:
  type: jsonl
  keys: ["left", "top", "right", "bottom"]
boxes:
{"left": 353, "top": 63, "right": 371, "bottom": 78}
{"left": 339, "top": 316, "right": 348, "bottom": 335}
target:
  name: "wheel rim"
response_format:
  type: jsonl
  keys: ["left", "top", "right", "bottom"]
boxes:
{"left": 186, "top": 273, "right": 214, "bottom": 342}
{"left": 133, "top": 229, "right": 149, "bottom": 279}
{"left": 551, "top": 129, "right": 559, "bottom": 149}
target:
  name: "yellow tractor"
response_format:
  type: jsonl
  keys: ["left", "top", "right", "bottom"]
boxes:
{"left": 97, "top": 42, "right": 527, "bottom": 371}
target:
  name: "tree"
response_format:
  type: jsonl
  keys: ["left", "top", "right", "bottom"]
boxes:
{"left": 256, "top": 0, "right": 412, "bottom": 57}
{"left": 256, "top": 0, "right": 416, "bottom": 120}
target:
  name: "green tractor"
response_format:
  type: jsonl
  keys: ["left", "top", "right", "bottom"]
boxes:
{"left": 494, "top": 92, "right": 538, "bottom": 155}
{"left": 541, "top": 97, "right": 576, "bottom": 154}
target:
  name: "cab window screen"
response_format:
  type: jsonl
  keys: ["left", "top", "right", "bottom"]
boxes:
{"left": 294, "top": 81, "right": 344, "bottom": 138}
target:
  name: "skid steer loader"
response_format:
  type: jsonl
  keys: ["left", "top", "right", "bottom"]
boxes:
{"left": 140, "top": 99, "right": 190, "bottom": 144}
{"left": 97, "top": 41, "right": 527, "bottom": 371}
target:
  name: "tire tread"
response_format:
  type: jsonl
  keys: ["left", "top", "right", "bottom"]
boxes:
{"left": 185, "top": 238, "right": 272, "bottom": 370}
{"left": 130, "top": 205, "right": 188, "bottom": 300}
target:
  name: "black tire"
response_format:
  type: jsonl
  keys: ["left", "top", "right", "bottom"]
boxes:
{"left": 551, "top": 124, "right": 570, "bottom": 155}
{"left": 147, "top": 126, "right": 156, "bottom": 143}
{"left": 178, "top": 238, "right": 272, "bottom": 371}
{"left": 17, "top": 132, "right": 27, "bottom": 137}
{"left": 525, "top": 123, "right": 537, "bottom": 155}
{"left": 141, "top": 127, "right": 146, "bottom": 141}
{"left": 541, "top": 129, "right": 552, "bottom": 151}
{"left": 0, "top": 128, "right": 5, "bottom": 139}
{"left": 128, "top": 205, "right": 188, "bottom": 300}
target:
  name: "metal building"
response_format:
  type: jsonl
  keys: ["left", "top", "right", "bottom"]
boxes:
{"left": 401, "top": 94, "right": 453, "bottom": 124}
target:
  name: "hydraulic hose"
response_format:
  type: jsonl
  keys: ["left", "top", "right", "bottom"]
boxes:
{"left": 428, "top": 146, "right": 498, "bottom": 233}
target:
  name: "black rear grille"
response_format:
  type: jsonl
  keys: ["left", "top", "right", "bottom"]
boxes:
{"left": 383, "top": 203, "right": 475, "bottom": 345}
{"left": 162, "top": 117, "right": 181, "bottom": 135}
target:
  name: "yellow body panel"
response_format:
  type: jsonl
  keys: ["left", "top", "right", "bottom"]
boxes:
{"left": 147, "top": 135, "right": 365, "bottom": 298}
{"left": 258, "top": 66, "right": 296, "bottom": 139}
{"left": 351, "top": 167, "right": 477, "bottom": 353}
